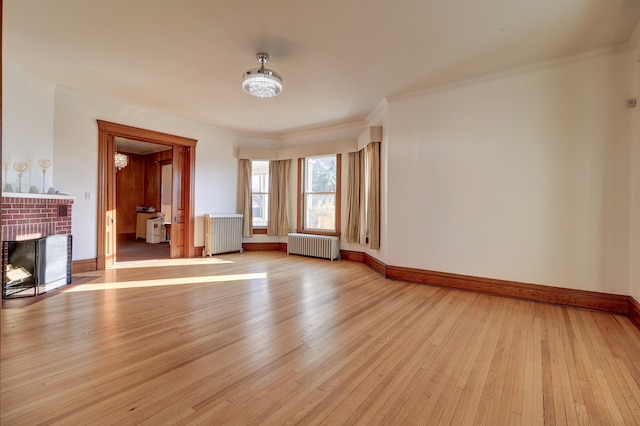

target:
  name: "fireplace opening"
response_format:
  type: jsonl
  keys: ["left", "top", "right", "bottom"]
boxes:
{"left": 2, "top": 235, "right": 72, "bottom": 298}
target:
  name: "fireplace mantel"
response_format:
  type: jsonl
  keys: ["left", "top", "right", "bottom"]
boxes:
{"left": 2, "top": 192, "right": 76, "bottom": 201}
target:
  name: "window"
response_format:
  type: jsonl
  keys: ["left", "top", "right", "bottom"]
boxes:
{"left": 251, "top": 160, "right": 269, "bottom": 228}
{"left": 298, "top": 154, "right": 341, "bottom": 234}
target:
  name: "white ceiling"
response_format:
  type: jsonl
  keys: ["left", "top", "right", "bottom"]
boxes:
{"left": 115, "top": 137, "right": 172, "bottom": 155}
{"left": 4, "top": 0, "right": 640, "bottom": 137}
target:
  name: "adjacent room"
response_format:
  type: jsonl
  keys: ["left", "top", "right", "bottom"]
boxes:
{"left": 2, "top": 0, "right": 640, "bottom": 424}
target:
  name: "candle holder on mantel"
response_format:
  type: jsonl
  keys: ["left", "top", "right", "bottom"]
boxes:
{"left": 3, "top": 162, "right": 12, "bottom": 192}
{"left": 39, "top": 159, "right": 51, "bottom": 194}
{"left": 13, "top": 162, "right": 28, "bottom": 193}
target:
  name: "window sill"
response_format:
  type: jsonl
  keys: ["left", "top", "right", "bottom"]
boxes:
{"left": 253, "top": 228, "right": 267, "bottom": 235}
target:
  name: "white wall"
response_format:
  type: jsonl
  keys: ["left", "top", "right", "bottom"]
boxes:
{"left": 53, "top": 87, "right": 242, "bottom": 260}
{"left": 386, "top": 49, "right": 634, "bottom": 294}
{"left": 2, "top": 60, "right": 56, "bottom": 192}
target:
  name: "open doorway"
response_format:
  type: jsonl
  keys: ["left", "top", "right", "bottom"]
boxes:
{"left": 115, "top": 137, "right": 173, "bottom": 263}
{"left": 97, "top": 120, "right": 197, "bottom": 269}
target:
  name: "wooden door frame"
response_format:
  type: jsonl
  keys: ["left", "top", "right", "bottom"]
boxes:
{"left": 96, "top": 120, "right": 197, "bottom": 269}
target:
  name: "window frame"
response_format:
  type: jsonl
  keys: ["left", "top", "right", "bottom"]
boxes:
{"left": 296, "top": 154, "right": 341, "bottom": 236}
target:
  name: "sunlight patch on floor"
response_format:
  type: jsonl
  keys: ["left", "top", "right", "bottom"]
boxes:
{"left": 112, "top": 257, "right": 235, "bottom": 269}
{"left": 65, "top": 272, "right": 267, "bottom": 292}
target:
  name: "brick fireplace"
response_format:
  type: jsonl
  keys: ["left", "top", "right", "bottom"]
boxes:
{"left": 2, "top": 194, "right": 74, "bottom": 241}
{"left": 2, "top": 193, "right": 74, "bottom": 297}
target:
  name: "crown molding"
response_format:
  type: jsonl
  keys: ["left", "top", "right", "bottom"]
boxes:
{"left": 388, "top": 44, "right": 634, "bottom": 104}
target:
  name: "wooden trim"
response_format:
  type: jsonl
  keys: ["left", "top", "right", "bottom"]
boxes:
{"left": 194, "top": 246, "right": 203, "bottom": 257}
{"left": 72, "top": 259, "right": 98, "bottom": 273}
{"left": 252, "top": 228, "right": 268, "bottom": 235}
{"left": 96, "top": 120, "right": 197, "bottom": 269}
{"left": 296, "top": 158, "right": 303, "bottom": 232}
{"left": 630, "top": 297, "right": 640, "bottom": 330}
{"left": 96, "top": 125, "right": 112, "bottom": 269}
{"left": 186, "top": 145, "right": 196, "bottom": 258}
{"left": 340, "top": 250, "right": 364, "bottom": 263}
{"left": 339, "top": 251, "right": 635, "bottom": 320}
{"left": 335, "top": 153, "right": 342, "bottom": 235}
{"left": 97, "top": 120, "right": 197, "bottom": 147}
{"left": 363, "top": 253, "right": 386, "bottom": 277}
{"left": 293, "top": 230, "right": 341, "bottom": 237}
{"left": 243, "top": 242, "right": 287, "bottom": 252}
{"left": 385, "top": 264, "right": 629, "bottom": 316}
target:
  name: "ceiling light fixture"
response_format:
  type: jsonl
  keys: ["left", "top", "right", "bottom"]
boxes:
{"left": 114, "top": 152, "right": 129, "bottom": 171}
{"left": 242, "top": 52, "right": 283, "bottom": 98}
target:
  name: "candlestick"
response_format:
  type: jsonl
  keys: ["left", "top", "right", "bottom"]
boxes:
{"left": 39, "top": 159, "right": 51, "bottom": 194}
{"left": 13, "top": 162, "right": 28, "bottom": 193}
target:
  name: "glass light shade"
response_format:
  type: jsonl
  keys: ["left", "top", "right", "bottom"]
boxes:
{"left": 114, "top": 152, "right": 129, "bottom": 171}
{"left": 242, "top": 69, "right": 283, "bottom": 98}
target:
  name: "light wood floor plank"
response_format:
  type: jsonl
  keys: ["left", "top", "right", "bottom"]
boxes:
{"left": 2, "top": 252, "right": 640, "bottom": 425}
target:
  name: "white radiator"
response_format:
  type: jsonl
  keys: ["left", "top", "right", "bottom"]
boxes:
{"left": 203, "top": 214, "right": 244, "bottom": 256}
{"left": 287, "top": 233, "right": 340, "bottom": 261}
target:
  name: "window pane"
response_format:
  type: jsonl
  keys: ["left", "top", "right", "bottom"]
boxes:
{"left": 252, "top": 194, "right": 268, "bottom": 227}
{"left": 304, "top": 193, "right": 335, "bottom": 230}
{"left": 251, "top": 160, "right": 269, "bottom": 193}
{"left": 306, "top": 156, "right": 336, "bottom": 192}
{"left": 251, "top": 160, "right": 269, "bottom": 227}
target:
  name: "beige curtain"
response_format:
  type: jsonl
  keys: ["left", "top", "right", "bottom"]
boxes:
{"left": 345, "top": 151, "right": 362, "bottom": 243}
{"left": 267, "top": 159, "right": 291, "bottom": 236}
{"left": 367, "top": 142, "right": 381, "bottom": 250}
{"left": 358, "top": 147, "right": 368, "bottom": 245}
{"left": 236, "top": 159, "right": 253, "bottom": 237}
{"left": 346, "top": 143, "right": 380, "bottom": 248}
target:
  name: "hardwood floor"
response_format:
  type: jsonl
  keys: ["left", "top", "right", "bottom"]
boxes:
{"left": 116, "top": 238, "right": 170, "bottom": 262}
{"left": 2, "top": 252, "right": 639, "bottom": 425}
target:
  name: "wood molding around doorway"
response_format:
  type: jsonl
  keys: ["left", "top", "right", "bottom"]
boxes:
{"left": 96, "top": 120, "right": 197, "bottom": 269}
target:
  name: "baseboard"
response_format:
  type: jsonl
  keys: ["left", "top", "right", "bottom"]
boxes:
{"left": 72, "top": 258, "right": 98, "bottom": 273}
{"left": 342, "top": 251, "right": 632, "bottom": 317}
{"left": 364, "top": 253, "right": 387, "bottom": 277}
{"left": 630, "top": 297, "right": 640, "bottom": 329}
{"left": 385, "top": 265, "right": 629, "bottom": 316}
{"left": 340, "top": 250, "right": 364, "bottom": 262}
{"left": 194, "top": 246, "right": 204, "bottom": 257}
{"left": 243, "top": 242, "right": 287, "bottom": 252}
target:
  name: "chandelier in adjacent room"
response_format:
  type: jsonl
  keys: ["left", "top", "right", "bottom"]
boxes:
{"left": 242, "top": 52, "right": 283, "bottom": 98}
{"left": 114, "top": 152, "right": 129, "bottom": 171}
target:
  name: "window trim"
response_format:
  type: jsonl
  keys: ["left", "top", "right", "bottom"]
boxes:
{"left": 296, "top": 154, "right": 341, "bottom": 237}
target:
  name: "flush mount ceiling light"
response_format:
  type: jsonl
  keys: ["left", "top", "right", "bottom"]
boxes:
{"left": 242, "top": 52, "right": 283, "bottom": 98}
